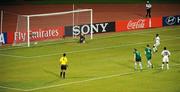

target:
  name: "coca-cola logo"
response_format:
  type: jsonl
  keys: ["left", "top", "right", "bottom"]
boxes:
{"left": 127, "top": 19, "right": 145, "bottom": 29}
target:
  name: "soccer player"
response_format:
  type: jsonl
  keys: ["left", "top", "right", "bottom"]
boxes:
{"left": 145, "top": 44, "right": 153, "bottom": 68}
{"left": 146, "top": 1, "right": 152, "bottom": 18}
{"left": 152, "top": 45, "right": 157, "bottom": 53}
{"left": 161, "top": 47, "right": 171, "bottom": 70}
{"left": 79, "top": 33, "right": 85, "bottom": 43}
{"left": 153, "top": 34, "right": 160, "bottom": 52}
{"left": 133, "top": 48, "right": 143, "bottom": 71}
{"left": 59, "top": 53, "right": 68, "bottom": 78}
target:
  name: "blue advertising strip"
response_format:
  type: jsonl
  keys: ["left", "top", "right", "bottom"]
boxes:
{"left": 65, "top": 22, "right": 115, "bottom": 36}
{"left": 3, "top": 32, "right": 7, "bottom": 44}
{"left": 0, "top": 32, "right": 7, "bottom": 44}
{"left": 163, "top": 15, "right": 180, "bottom": 26}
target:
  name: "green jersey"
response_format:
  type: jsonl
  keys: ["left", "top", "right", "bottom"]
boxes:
{"left": 134, "top": 51, "right": 141, "bottom": 60}
{"left": 145, "top": 47, "right": 152, "bottom": 60}
{"left": 145, "top": 47, "right": 152, "bottom": 57}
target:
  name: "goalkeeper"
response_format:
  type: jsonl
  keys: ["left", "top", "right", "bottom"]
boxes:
{"left": 59, "top": 53, "right": 68, "bottom": 79}
{"left": 79, "top": 33, "right": 86, "bottom": 43}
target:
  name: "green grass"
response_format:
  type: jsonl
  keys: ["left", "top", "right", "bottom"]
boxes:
{"left": 0, "top": 26, "right": 180, "bottom": 92}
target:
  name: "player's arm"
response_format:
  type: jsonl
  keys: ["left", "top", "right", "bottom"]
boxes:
{"left": 59, "top": 57, "right": 62, "bottom": 65}
{"left": 168, "top": 51, "right": 171, "bottom": 57}
{"left": 65, "top": 57, "right": 68, "bottom": 67}
{"left": 161, "top": 51, "right": 164, "bottom": 57}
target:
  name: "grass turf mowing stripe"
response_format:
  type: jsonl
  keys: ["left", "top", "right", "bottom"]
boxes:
{"left": 1, "top": 64, "right": 180, "bottom": 92}
{"left": 0, "top": 26, "right": 179, "bottom": 51}
{"left": 0, "top": 37, "right": 179, "bottom": 59}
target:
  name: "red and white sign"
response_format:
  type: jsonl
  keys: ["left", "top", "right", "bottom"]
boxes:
{"left": 127, "top": 19, "right": 146, "bottom": 30}
{"left": 116, "top": 17, "right": 162, "bottom": 32}
{"left": 14, "top": 26, "right": 64, "bottom": 43}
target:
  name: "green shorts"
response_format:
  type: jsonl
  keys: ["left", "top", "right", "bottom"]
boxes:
{"left": 136, "top": 58, "right": 141, "bottom": 62}
{"left": 146, "top": 56, "right": 151, "bottom": 61}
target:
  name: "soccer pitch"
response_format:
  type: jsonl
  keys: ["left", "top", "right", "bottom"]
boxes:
{"left": 0, "top": 26, "right": 180, "bottom": 92}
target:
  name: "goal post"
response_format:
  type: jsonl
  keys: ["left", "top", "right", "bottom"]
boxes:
{"left": 14, "top": 9, "right": 93, "bottom": 47}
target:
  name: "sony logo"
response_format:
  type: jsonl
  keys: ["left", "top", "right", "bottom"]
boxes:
{"left": 73, "top": 23, "right": 109, "bottom": 35}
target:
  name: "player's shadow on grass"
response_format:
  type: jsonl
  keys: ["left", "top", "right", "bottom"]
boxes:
{"left": 43, "top": 69, "right": 59, "bottom": 78}
{"left": 43, "top": 69, "right": 61, "bottom": 85}
{"left": 152, "top": 66, "right": 164, "bottom": 74}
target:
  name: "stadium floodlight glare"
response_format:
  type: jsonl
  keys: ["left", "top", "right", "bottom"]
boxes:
{"left": 15, "top": 9, "right": 93, "bottom": 47}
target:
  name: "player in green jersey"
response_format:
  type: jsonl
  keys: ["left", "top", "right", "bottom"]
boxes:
{"left": 145, "top": 44, "right": 153, "bottom": 68}
{"left": 133, "top": 48, "right": 143, "bottom": 71}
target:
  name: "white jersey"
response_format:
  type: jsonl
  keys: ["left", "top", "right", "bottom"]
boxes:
{"left": 155, "top": 36, "right": 160, "bottom": 44}
{"left": 161, "top": 50, "right": 171, "bottom": 57}
{"left": 161, "top": 50, "right": 171, "bottom": 62}
{"left": 146, "top": 3, "right": 152, "bottom": 9}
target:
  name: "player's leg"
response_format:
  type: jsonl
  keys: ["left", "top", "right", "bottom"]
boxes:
{"left": 153, "top": 47, "right": 156, "bottom": 52}
{"left": 139, "top": 61, "right": 143, "bottom": 71}
{"left": 155, "top": 44, "right": 158, "bottom": 52}
{"left": 153, "top": 45, "right": 157, "bottom": 52}
{"left": 60, "top": 65, "right": 63, "bottom": 77}
{"left": 166, "top": 57, "right": 169, "bottom": 70}
{"left": 148, "top": 57, "right": 152, "bottom": 68}
{"left": 146, "top": 9, "right": 148, "bottom": 17}
{"left": 62, "top": 65, "right": 67, "bottom": 78}
{"left": 147, "top": 61, "right": 150, "bottom": 68}
{"left": 161, "top": 62, "right": 165, "bottom": 70}
{"left": 162, "top": 57, "right": 165, "bottom": 70}
{"left": 134, "top": 62, "right": 138, "bottom": 70}
{"left": 149, "top": 9, "right": 151, "bottom": 18}
{"left": 62, "top": 70, "right": 66, "bottom": 78}
{"left": 166, "top": 62, "right": 169, "bottom": 70}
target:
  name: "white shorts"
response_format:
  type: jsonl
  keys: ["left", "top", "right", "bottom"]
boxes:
{"left": 162, "top": 56, "right": 169, "bottom": 62}
{"left": 154, "top": 42, "right": 160, "bottom": 47}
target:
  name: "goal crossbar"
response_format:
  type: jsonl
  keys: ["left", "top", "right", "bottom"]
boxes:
{"left": 22, "top": 9, "right": 92, "bottom": 17}
{"left": 18, "top": 9, "right": 93, "bottom": 47}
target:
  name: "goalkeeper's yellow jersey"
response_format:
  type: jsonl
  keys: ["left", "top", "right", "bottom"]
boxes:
{"left": 59, "top": 56, "right": 68, "bottom": 65}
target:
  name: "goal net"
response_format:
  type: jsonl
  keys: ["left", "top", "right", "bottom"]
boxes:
{"left": 14, "top": 9, "right": 93, "bottom": 47}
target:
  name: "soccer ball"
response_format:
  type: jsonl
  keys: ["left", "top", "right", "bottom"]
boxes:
{"left": 34, "top": 42, "right": 38, "bottom": 45}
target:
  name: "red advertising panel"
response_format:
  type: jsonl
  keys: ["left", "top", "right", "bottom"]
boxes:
{"left": 151, "top": 17, "right": 162, "bottom": 28}
{"left": 14, "top": 26, "right": 64, "bottom": 43}
{"left": 7, "top": 32, "right": 14, "bottom": 44}
{"left": 116, "top": 18, "right": 150, "bottom": 32}
{"left": 116, "top": 17, "right": 162, "bottom": 32}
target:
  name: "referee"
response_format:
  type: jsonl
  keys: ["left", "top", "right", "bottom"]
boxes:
{"left": 146, "top": 1, "right": 152, "bottom": 18}
{"left": 59, "top": 53, "right": 68, "bottom": 78}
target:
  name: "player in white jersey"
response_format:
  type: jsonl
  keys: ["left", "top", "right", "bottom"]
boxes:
{"left": 161, "top": 47, "right": 171, "bottom": 70}
{"left": 153, "top": 34, "right": 160, "bottom": 52}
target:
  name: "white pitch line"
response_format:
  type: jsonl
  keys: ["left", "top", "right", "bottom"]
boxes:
{"left": 0, "top": 27, "right": 179, "bottom": 51}
{"left": 0, "top": 85, "right": 27, "bottom": 92}
{"left": 25, "top": 71, "right": 136, "bottom": 91}
{"left": 0, "top": 53, "right": 29, "bottom": 58}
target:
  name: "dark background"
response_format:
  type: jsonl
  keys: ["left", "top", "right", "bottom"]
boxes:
{"left": 1, "top": 0, "right": 180, "bottom": 5}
